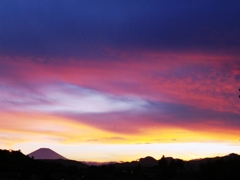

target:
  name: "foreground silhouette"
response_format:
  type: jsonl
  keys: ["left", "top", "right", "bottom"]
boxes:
{"left": 1, "top": 149, "right": 240, "bottom": 180}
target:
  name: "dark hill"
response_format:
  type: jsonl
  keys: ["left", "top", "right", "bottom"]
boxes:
{"left": 0, "top": 149, "right": 87, "bottom": 179}
{"left": 139, "top": 156, "right": 158, "bottom": 166}
{"left": 42, "top": 159, "right": 88, "bottom": 168}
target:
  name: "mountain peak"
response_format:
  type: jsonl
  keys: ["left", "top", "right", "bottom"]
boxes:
{"left": 28, "top": 148, "right": 67, "bottom": 160}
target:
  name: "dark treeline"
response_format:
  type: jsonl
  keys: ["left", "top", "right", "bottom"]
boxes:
{"left": 1, "top": 149, "right": 240, "bottom": 180}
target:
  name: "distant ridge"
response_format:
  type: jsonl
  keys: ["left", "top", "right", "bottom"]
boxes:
{"left": 28, "top": 148, "right": 67, "bottom": 160}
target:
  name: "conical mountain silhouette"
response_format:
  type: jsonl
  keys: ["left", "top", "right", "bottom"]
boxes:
{"left": 28, "top": 148, "right": 67, "bottom": 160}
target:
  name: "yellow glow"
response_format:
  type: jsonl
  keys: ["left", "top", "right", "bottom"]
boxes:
{"left": 1, "top": 110, "right": 240, "bottom": 162}
{"left": 12, "top": 141, "right": 240, "bottom": 162}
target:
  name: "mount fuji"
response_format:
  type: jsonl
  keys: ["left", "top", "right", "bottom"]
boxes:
{"left": 28, "top": 148, "right": 67, "bottom": 160}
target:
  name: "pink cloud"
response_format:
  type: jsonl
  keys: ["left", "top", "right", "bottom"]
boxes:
{"left": 0, "top": 52, "right": 240, "bottom": 137}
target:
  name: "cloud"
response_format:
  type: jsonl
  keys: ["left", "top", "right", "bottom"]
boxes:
{"left": 0, "top": 82, "right": 148, "bottom": 114}
{"left": 54, "top": 97, "right": 240, "bottom": 135}
{"left": 86, "top": 136, "right": 128, "bottom": 143}
{"left": 0, "top": 50, "right": 239, "bottom": 137}
{"left": 1, "top": 52, "right": 239, "bottom": 115}
{"left": 150, "top": 101, "right": 240, "bottom": 125}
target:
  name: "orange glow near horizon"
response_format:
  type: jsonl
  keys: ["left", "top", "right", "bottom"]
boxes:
{"left": 1, "top": 109, "right": 240, "bottom": 162}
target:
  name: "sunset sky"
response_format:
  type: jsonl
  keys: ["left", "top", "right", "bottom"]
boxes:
{"left": 1, "top": 1, "right": 240, "bottom": 162}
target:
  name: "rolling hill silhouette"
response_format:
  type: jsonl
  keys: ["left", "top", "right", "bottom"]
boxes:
{"left": 2, "top": 149, "right": 240, "bottom": 179}
{"left": 28, "top": 148, "right": 67, "bottom": 160}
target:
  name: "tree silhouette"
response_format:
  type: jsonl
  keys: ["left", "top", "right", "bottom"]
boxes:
{"left": 158, "top": 155, "right": 168, "bottom": 170}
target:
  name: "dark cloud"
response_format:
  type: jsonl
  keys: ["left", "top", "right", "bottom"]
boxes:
{"left": 1, "top": 0, "right": 240, "bottom": 59}
{"left": 149, "top": 101, "right": 240, "bottom": 128}
{"left": 55, "top": 100, "right": 240, "bottom": 134}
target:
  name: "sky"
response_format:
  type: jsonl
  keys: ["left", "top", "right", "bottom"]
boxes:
{"left": 1, "top": 0, "right": 240, "bottom": 162}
